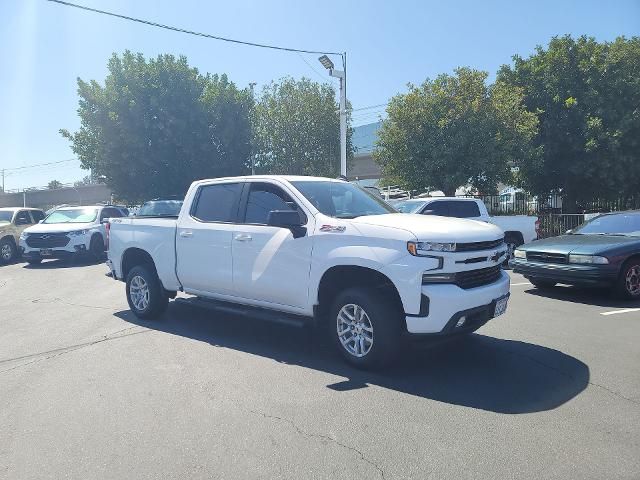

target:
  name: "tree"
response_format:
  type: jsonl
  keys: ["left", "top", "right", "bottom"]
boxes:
{"left": 498, "top": 35, "right": 640, "bottom": 209}
{"left": 61, "top": 51, "right": 252, "bottom": 202}
{"left": 253, "top": 77, "right": 353, "bottom": 176}
{"left": 375, "top": 68, "right": 538, "bottom": 196}
{"left": 48, "top": 180, "right": 63, "bottom": 190}
{"left": 74, "top": 175, "right": 94, "bottom": 187}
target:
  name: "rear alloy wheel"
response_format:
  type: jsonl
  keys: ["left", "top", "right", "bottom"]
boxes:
{"left": 0, "top": 239, "right": 16, "bottom": 264}
{"left": 330, "top": 288, "right": 402, "bottom": 369}
{"left": 530, "top": 278, "right": 556, "bottom": 289}
{"left": 126, "top": 265, "right": 168, "bottom": 319}
{"left": 618, "top": 260, "right": 640, "bottom": 300}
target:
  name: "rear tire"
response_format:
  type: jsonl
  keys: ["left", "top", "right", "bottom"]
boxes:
{"left": 125, "top": 265, "right": 168, "bottom": 319}
{"left": 329, "top": 287, "right": 402, "bottom": 369}
{"left": 530, "top": 278, "right": 556, "bottom": 289}
{"left": 0, "top": 238, "right": 16, "bottom": 264}
{"left": 89, "top": 234, "right": 105, "bottom": 261}
{"left": 617, "top": 259, "right": 640, "bottom": 300}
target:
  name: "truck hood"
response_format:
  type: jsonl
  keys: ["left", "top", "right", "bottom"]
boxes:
{"left": 24, "top": 222, "right": 98, "bottom": 234}
{"left": 350, "top": 213, "right": 503, "bottom": 242}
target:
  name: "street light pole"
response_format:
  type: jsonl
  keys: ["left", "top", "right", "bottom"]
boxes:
{"left": 319, "top": 54, "right": 347, "bottom": 178}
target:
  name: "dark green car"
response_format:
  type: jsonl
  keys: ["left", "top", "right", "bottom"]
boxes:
{"left": 510, "top": 211, "right": 640, "bottom": 299}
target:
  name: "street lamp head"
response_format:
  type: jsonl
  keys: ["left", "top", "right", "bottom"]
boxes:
{"left": 318, "top": 55, "right": 334, "bottom": 70}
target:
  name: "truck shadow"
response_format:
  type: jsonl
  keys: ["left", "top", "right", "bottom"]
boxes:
{"left": 115, "top": 302, "right": 589, "bottom": 415}
{"left": 524, "top": 285, "right": 638, "bottom": 308}
{"left": 22, "top": 257, "right": 105, "bottom": 269}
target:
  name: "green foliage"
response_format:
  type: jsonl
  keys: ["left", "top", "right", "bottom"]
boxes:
{"left": 61, "top": 51, "right": 252, "bottom": 202}
{"left": 498, "top": 35, "right": 640, "bottom": 206}
{"left": 47, "top": 180, "right": 63, "bottom": 190}
{"left": 73, "top": 175, "right": 94, "bottom": 187}
{"left": 253, "top": 77, "right": 353, "bottom": 176}
{"left": 375, "top": 68, "right": 538, "bottom": 196}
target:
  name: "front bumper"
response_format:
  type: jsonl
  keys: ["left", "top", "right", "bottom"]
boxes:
{"left": 404, "top": 270, "right": 510, "bottom": 334}
{"left": 20, "top": 239, "right": 90, "bottom": 259}
{"left": 510, "top": 259, "right": 618, "bottom": 286}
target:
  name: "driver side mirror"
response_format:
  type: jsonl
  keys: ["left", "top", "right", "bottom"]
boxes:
{"left": 267, "top": 210, "right": 306, "bottom": 238}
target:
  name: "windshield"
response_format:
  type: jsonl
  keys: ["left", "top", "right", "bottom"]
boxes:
{"left": 292, "top": 181, "right": 396, "bottom": 219}
{"left": 137, "top": 200, "right": 183, "bottom": 217}
{"left": 0, "top": 211, "right": 14, "bottom": 223}
{"left": 43, "top": 208, "right": 98, "bottom": 224}
{"left": 573, "top": 212, "right": 640, "bottom": 236}
{"left": 394, "top": 200, "right": 425, "bottom": 213}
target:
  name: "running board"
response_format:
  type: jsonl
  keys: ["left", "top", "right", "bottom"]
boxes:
{"left": 174, "top": 297, "right": 312, "bottom": 329}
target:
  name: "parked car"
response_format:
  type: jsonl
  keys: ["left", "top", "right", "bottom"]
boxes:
{"left": 393, "top": 197, "right": 539, "bottom": 261}
{"left": 510, "top": 210, "right": 640, "bottom": 299}
{"left": 20, "top": 205, "right": 125, "bottom": 264}
{"left": 0, "top": 208, "right": 46, "bottom": 263}
{"left": 107, "top": 176, "right": 511, "bottom": 369}
{"left": 136, "top": 199, "right": 184, "bottom": 217}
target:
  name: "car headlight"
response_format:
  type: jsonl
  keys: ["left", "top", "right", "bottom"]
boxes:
{"left": 68, "top": 229, "right": 89, "bottom": 237}
{"left": 569, "top": 254, "right": 609, "bottom": 265}
{"left": 513, "top": 249, "right": 526, "bottom": 259}
{"left": 408, "top": 241, "right": 456, "bottom": 256}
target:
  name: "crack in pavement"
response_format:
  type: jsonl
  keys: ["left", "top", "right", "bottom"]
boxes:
{"left": 31, "top": 297, "right": 114, "bottom": 310}
{"left": 249, "top": 409, "right": 386, "bottom": 479}
{"left": 497, "top": 343, "right": 640, "bottom": 408}
{"left": 0, "top": 327, "right": 150, "bottom": 374}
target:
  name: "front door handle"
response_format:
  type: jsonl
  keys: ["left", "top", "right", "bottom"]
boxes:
{"left": 234, "top": 233, "right": 252, "bottom": 242}
{"left": 179, "top": 230, "right": 193, "bottom": 238}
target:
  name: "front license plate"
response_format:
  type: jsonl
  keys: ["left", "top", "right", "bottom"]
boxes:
{"left": 40, "top": 249, "right": 53, "bottom": 257}
{"left": 494, "top": 296, "right": 508, "bottom": 317}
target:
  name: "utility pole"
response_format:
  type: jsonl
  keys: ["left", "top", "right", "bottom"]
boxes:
{"left": 249, "top": 82, "right": 257, "bottom": 175}
{"left": 318, "top": 54, "right": 347, "bottom": 178}
{"left": 1, "top": 169, "right": 5, "bottom": 193}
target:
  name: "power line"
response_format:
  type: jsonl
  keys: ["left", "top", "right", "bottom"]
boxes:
{"left": 3, "top": 158, "right": 78, "bottom": 172}
{"left": 296, "top": 53, "right": 332, "bottom": 83}
{"left": 46, "top": 0, "right": 343, "bottom": 57}
{"left": 351, "top": 103, "right": 388, "bottom": 112}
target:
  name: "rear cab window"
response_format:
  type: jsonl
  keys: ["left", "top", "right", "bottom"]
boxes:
{"left": 191, "top": 183, "right": 243, "bottom": 223}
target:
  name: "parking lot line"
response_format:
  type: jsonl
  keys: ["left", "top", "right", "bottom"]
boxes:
{"left": 510, "top": 282, "right": 531, "bottom": 286}
{"left": 600, "top": 308, "right": 640, "bottom": 316}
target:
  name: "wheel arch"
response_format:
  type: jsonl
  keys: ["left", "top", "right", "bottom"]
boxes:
{"left": 121, "top": 247, "right": 159, "bottom": 280}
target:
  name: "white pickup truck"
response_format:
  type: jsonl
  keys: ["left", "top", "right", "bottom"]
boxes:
{"left": 107, "top": 176, "right": 510, "bottom": 368}
{"left": 393, "top": 197, "right": 539, "bottom": 260}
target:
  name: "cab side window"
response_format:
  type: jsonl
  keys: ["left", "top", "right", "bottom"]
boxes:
{"left": 243, "top": 183, "right": 304, "bottom": 225}
{"left": 422, "top": 201, "right": 450, "bottom": 216}
{"left": 31, "top": 210, "right": 45, "bottom": 223}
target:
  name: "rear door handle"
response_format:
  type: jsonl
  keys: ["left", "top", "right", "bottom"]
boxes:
{"left": 179, "top": 230, "right": 193, "bottom": 238}
{"left": 234, "top": 234, "right": 252, "bottom": 242}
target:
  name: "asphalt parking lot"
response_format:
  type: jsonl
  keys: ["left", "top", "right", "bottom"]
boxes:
{"left": 1, "top": 259, "right": 639, "bottom": 479}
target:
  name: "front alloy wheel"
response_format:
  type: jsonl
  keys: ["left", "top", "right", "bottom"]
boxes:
{"left": 0, "top": 240, "right": 16, "bottom": 263}
{"left": 337, "top": 304, "right": 374, "bottom": 358}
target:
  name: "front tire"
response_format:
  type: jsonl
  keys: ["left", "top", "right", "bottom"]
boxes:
{"left": 125, "top": 265, "right": 168, "bottom": 319}
{"left": 330, "top": 288, "right": 402, "bottom": 369}
{"left": 0, "top": 238, "right": 16, "bottom": 264}
{"left": 617, "top": 259, "right": 640, "bottom": 300}
{"left": 530, "top": 278, "right": 556, "bottom": 289}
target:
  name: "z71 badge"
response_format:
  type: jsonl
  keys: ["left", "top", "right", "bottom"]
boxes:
{"left": 320, "top": 225, "right": 346, "bottom": 233}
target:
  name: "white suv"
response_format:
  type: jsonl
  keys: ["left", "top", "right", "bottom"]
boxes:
{"left": 20, "top": 205, "right": 124, "bottom": 264}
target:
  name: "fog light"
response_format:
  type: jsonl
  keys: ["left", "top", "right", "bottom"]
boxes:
{"left": 455, "top": 316, "right": 466, "bottom": 328}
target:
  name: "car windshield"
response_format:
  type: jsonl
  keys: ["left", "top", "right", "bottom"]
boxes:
{"left": 394, "top": 200, "right": 425, "bottom": 213}
{"left": 573, "top": 212, "right": 640, "bottom": 236}
{"left": 43, "top": 208, "right": 98, "bottom": 224}
{"left": 291, "top": 181, "right": 396, "bottom": 219}
{"left": 137, "top": 200, "right": 183, "bottom": 217}
{"left": 0, "top": 211, "right": 14, "bottom": 223}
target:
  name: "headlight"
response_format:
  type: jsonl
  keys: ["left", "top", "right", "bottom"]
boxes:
{"left": 408, "top": 241, "right": 456, "bottom": 256}
{"left": 19, "top": 232, "right": 28, "bottom": 241}
{"left": 513, "top": 249, "right": 526, "bottom": 259}
{"left": 569, "top": 254, "right": 609, "bottom": 265}
{"left": 422, "top": 272, "right": 456, "bottom": 284}
{"left": 68, "top": 229, "right": 89, "bottom": 237}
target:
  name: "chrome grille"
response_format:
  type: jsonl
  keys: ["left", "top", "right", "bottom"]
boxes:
{"left": 526, "top": 251, "right": 567, "bottom": 264}
{"left": 25, "top": 233, "right": 70, "bottom": 248}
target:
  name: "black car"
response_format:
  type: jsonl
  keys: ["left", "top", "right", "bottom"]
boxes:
{"left": 510, "top": 211, "right": 640, "bottom": 299}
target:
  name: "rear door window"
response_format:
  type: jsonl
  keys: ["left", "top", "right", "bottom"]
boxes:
{"left": 191, "top": 183, "right": 242, "bottom": 223}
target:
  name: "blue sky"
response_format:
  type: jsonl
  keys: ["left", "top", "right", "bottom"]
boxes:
{"left": 1, "top": 0, "right": 638, "bottom": 190}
